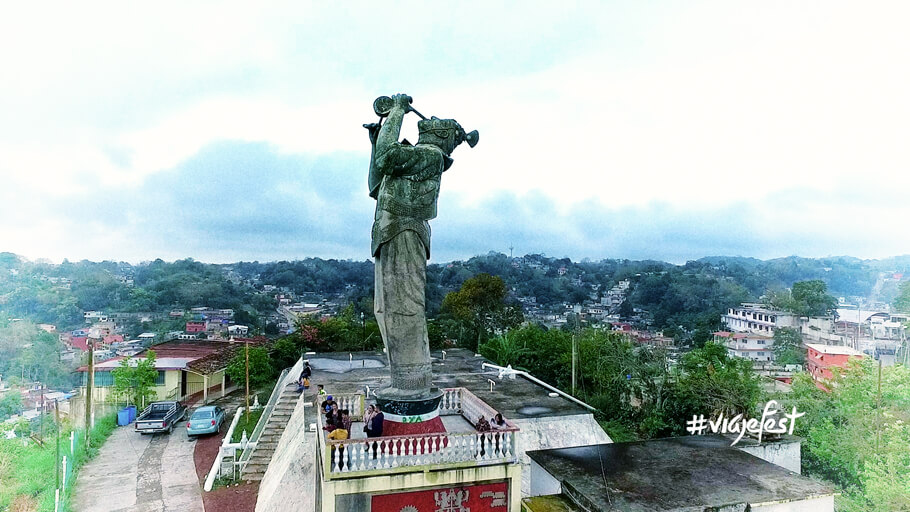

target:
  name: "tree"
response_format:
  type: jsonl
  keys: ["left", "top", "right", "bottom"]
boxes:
{"left": 225, "top": 346, "right": 274, "bottom": 389}
{"left": 768, "top": 280, "right": 837, "bottom": 318}
{"left": 675, "top": 342, "right": 762, "bottom": 419}
{"left": 791, "top": 280, "right": 838, "bottom": 317}
{"left": 292, "top": 303, "right": 381, "bottom": 352}
{"left": 441, "top": 273, "right": 523, "bottom": 350}
{"left": 479, "top": 331, "right": 530, "bottom": 369}
{"left": 781, "top": 360, "right": 910, "bottom": 511}
{"left": 0, "top": 392, "right": 23, "bottom": 421}
{"left": 270, "top": 336, "right": 306, "bottom": 371}
{"left": 112, "top": 350, "right": 159, "bottom": 407}
{"left": 772, "top": 327, "right": 805, "bottom": 366}
{"left": 894, "top": 281, "right": 910, "bottom": 313}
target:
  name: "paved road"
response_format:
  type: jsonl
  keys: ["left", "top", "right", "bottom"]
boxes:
{"left": 72, "top": 424, "right": 204, "bottom": 512}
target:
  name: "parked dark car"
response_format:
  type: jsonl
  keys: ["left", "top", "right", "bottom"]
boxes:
{"left": 135, "top": 401, "right": 187, "bottom": 434}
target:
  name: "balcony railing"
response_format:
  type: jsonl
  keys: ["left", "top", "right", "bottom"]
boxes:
{"left": 317, "top": 387, "right": 519, "bottom": 479}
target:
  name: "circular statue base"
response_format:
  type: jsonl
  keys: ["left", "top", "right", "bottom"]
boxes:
{"left": 376, "top": 389, "right": 447, "bottom": 436}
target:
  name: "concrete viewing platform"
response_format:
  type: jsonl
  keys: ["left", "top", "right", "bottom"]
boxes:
{"left": 304, "top": 348, "right": 593, "bottom": 421}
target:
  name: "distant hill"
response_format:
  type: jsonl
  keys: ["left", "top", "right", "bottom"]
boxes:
{"left": 2, "top": 251, "right": 907, "bottom": 338}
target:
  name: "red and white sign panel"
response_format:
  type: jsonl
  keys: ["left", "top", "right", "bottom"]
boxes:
{"left": 371, "top": 481, "right": 508, "bottom": 512}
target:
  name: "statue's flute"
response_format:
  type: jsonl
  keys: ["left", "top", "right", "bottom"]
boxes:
{"left": 372, "top": 95, "right": 426, "bottom": 120}
{"left": 368, "top": 95, "right": 479, "bottom": 148}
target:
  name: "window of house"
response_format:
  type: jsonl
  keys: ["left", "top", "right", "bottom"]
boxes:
{"left": 156, "top": 371, "right": 166, "bottom": 385}
{"left": 86, "top": 372, "right": 114, "bottom": 387}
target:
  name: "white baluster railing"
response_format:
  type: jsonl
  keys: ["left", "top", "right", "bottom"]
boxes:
{"left": 317, "top": 387, "right": 520, "bottom": 479}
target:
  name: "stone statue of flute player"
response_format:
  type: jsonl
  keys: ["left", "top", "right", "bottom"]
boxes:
{"left": 365, "top": 93, "right": 478, "bottom": 401}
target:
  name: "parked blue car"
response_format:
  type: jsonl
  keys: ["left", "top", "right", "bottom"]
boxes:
{"left": 186, "top": 406, "right": 225, "bottom": 437}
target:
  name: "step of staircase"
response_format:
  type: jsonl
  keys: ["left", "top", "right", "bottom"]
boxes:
{"left": 239, "top": 377, "right": 302, "bottom": 481}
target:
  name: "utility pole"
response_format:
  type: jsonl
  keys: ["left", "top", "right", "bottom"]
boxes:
{"left": 40, "top": 381, "right": 45, "bottom": 443}
{"left": 84, "top": 337, "right": 94, "bottom": 448}
{"left": 571, "top": 332, "right": 577, "bottom": 395}
{"left": 876, "top": 358, "right": 882, "bottom": 452}
{"left": 509, "top": 245, "right": 514, "bottom": 259}
{"left": 245, "top": 340, "right": 250, "bottom": 421}
{"left": 55, "top": 400, "right": 60, "bottom": 489}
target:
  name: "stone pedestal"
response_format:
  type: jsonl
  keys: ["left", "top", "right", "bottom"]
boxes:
{"left": 376, "top": 389, "right": 447, "bottom": 436}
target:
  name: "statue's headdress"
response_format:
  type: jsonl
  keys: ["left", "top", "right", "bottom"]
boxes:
{"left": 418, "top": 117, "right": 466, "bottom": 146}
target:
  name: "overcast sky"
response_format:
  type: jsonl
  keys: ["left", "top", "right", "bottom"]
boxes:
{"left": 2, "top": 2, "right": 908, "bottom": 265}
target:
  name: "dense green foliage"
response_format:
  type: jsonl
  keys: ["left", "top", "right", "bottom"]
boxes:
{"left": 625, "top": 264, "right": 752, "bottom": 345}
{"left": 440, "top": 273, "right": 524, "bottom": 351}
{"left": 766, "top": 279, "right": 838, "bottom": 317}
{"left": 772, "top": 327, "right": 806, "bottom": 366}
{"left": 0, "top": 392, "right": 23, "bottom": 421}
{"left": 225, "top": 346, "right": 275, "bottom": 389}
{"left": 289, "top": 303, "right": 382, "bottom": 354}
{"left": 780, "top": 362, "right": 910, "bottom": 511}
{"left": 894, "top": 281, "right": 910, "bottom": 313}
{"left": 0, "top": 256, "right": 276, "bottom": 334}
{"left": 479, "top": 327, "right": 762, "bottom": 440}
{"left": 0, "top": 321, "right": 72, "bottom": 389}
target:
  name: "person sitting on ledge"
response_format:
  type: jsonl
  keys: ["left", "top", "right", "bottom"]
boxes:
{"left": 476, "top": 415, "right": 491, "bottom": 432}
{"left": 296, "top": 361, "right": 312, "bottom": 392}
{"left": 491, "top": 413, "right": 507, "bottom": 429}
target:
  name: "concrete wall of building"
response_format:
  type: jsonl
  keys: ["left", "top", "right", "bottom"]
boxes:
{"left": 255, "top": 396, "right": 317, "bottom": 512}
{"left": 512, "top": 413, "right": 612, "bottom": 496}
{"left": 527, "top": 459, "right": 561, "bottom": 497}
{"left": 80, "top": 370, "right": 178, "bottom": 403}
{"left": 752, "top": 494, "right": 834, "bottom": 511}
{"left": 325, "top": 464, "right": 522, "bottom": 512}
{"left": 733, "top": 437, "right": 802, "bottom": 474}
{"left": 162, "top": 370, "right": 180, "bottom": 400}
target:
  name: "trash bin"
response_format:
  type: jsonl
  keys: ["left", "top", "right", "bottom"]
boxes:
{"left": 117, "top": 408, "right": 130, "bottom": 426}
{"left": 126, "top": 405, "right": 137, "bottom": 423}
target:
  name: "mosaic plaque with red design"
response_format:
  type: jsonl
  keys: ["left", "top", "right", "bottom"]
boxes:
{"left": 371, "top": 482, "right": 508, "bottom": 512}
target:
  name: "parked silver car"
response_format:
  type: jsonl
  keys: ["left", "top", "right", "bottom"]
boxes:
{"left": 186, "top": 406, "right": 225, "bottom": 437}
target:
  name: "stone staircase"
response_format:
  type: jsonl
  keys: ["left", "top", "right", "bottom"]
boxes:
{"left": 240, "top": 382, "right": 300, "bottom": 482}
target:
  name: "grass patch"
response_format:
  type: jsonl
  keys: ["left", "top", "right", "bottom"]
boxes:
{"left": 231, "top": 409, "right": 264, "bottom": 443}
{"left": 598, "top": 419, "right": 640, "bottom": 443}
{"left": 0, "top": 414, "right": 117, "bottom": 512}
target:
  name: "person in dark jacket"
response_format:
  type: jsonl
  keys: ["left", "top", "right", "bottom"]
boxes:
{"left": 369, "top": 406, "right": 384, "bottom": 437}
{"left": 367, "top": 404, "right": 384, "bottom": 459}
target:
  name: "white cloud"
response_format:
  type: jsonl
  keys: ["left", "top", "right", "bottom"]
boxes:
{"left": 1, "top": 2, "right": 909, "bottom": 262}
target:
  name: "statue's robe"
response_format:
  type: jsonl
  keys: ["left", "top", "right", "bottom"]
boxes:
{"left": 370, "top": 141, "right": 451, "bottom": 398}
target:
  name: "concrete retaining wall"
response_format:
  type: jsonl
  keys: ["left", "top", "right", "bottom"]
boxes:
{"left": 255, "top": 394, "right": 316, "bottom": 512}
{"left": 731, "top": 436, "right": 802, "bottom": 474}
{"left": 512, "top": 413, "right": 612, "bottom": 496}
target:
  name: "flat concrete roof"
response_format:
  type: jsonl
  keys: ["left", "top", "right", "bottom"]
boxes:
{"left": 527, "top": 435, "right": 835, "bottom": 511}
{"left": 305, "top": 348, "right": 590, "bottom": 420}
{"left": 807, "top": 343, "right": 865, "bottom": 356}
